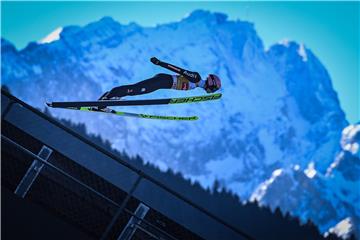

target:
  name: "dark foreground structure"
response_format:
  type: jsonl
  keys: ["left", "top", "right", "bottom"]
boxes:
{"left": 1, "top": 90, "right": 254, "bottom": 240}
{"left": 2, "top": 90, "right": 342, "bottom": 240}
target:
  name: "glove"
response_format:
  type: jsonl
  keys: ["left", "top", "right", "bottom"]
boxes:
{"left": 182, "top": 70, "right": 201, "bottom": 83}
{"left": 150, "top": 57, "right": 160, "bottom": 65}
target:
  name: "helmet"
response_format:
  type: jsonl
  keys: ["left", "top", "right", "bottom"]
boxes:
{"left": 205, "top": 74, "right": 221, "bottom": 93}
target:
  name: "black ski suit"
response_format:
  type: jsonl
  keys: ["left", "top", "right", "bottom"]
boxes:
{"left": 104, "top": 58, "right": 203, "bottom": 99}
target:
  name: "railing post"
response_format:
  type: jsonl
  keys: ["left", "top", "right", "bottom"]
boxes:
{"left": 100, "top": 175, "right": 142, "bottom": 240}
{"left": 117, "top": 203, "right": 150, "bottom": 240}
{"left": 14, "top": 145, "right": 53, "bottom": 198}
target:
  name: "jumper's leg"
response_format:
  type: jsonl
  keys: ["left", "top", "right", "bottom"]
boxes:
{"left": 105, "top": 73, "right": 173, "bottom": 99}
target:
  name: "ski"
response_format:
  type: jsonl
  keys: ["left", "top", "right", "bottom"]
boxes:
{"left": 63, "top": 107, "right": 198, "bottom": 121}
{"left": 46, "top": 93, "right": 222, "bottom": 108}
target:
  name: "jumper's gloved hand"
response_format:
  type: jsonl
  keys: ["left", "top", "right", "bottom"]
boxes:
{"left": 182, "top": 70, "right": 202, "bottom": 83}
{"left": 150, "top": 57, "right": 160, "bottom": 65}
{"left": 150, "top": 57, "right": 201, "bottom": 83}
{"left": 204, "top": 74, "right": 221, "bottom": 93}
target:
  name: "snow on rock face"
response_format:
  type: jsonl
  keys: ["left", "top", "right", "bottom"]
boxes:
{"left": 250, "top": 168, "right": 283, "bottom": 202}
{"left": 1, "top": 9, "right": 353, "bottom": 236}
{"left": 40, "top": 27, "right": 63, "bottom": 44}
{"left": 254, "top": 123, "right": 360, "bottom": 237}
{"left": 341, "top": 124, "right": 360, "bottom": 156}
{"left": 304, "top": 161, "right": 317, "bottom": 179}
{"left": 326, "top": 217, "right": 354, "bottom": 239}
{"left": 267, "top": 40, "right": 347, "bottom": 173}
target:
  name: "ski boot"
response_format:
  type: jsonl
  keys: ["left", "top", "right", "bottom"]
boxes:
{"left": 91, "top": 91, "right": 120, "bottom": 113}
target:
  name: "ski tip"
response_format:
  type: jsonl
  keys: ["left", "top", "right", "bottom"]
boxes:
{"left": 45, "top": 102, "right": 53, "bottom": 107}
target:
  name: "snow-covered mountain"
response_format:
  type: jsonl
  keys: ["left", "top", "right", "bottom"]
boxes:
{"left": 251, "top": 124, "right": 360, "bottom": 238}
{"left": 2, "top": 10, "right": 357, "bottom": 237}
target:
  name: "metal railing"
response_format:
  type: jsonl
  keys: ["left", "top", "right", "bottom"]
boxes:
{"left": 1, "top": 90, "right": 254, "bottom": 240}
{"left": 2, "top": 134, "right": 179, "bottom": 240}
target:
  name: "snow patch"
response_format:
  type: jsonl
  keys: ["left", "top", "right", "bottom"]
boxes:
{"left": 250, "top": 168, "right": 283, "bottom": 202}
{"left": 325, "top": 217, "right": 353, "bottom": 239}
{"left": 304, "top": 161, "right": 316, "bottom": 178}
{"left": 341, "top": 124, "right": 360, "bottom": 155}
{"left": 297, "top": 43, "right": 308, "bottom": 62}
{"left": 182, "top": 12, "right": 191, "bottom": 19}
{"left": 40, "top": 27, "right": 63, "bottom": 44}
{"left": 326, "top": 152, "right": 344, "bottom": 176}
{"left": 327, "top": 124, "right": 360, "bottom": 175}
{"left": 278, "top": 38, "right": 290, "bottom": 47}
{"left": 293, "top": 164, "right": 300, "bottom": 171}
{"left": 273, "top": 168, "right": 283, "bottom": 177}
{"left": 344, "top": 142, "right": 359, "bottom": 155}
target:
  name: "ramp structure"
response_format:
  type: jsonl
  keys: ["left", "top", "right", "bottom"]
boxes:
{"left": 1, "top": 90, "right": 254, "bottom": 240}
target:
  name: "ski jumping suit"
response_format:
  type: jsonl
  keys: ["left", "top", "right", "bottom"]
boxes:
{"left": 105, "top": 73, "right": 205, "bottom": 99}
{"left": 102, "top": 57, "right": 220, "bottom": 99}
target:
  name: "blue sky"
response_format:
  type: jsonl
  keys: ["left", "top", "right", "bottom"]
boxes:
{"left": 1, "top": 1, "right": 359, "bottom": 123}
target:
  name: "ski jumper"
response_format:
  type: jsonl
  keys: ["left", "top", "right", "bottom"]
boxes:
{"left": 102, "top": 57, "right": 220, "bottom": 99}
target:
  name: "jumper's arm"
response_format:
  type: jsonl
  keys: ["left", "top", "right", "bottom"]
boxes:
{"left": 150, "top": 57, "right": 202, "bottom": 83}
